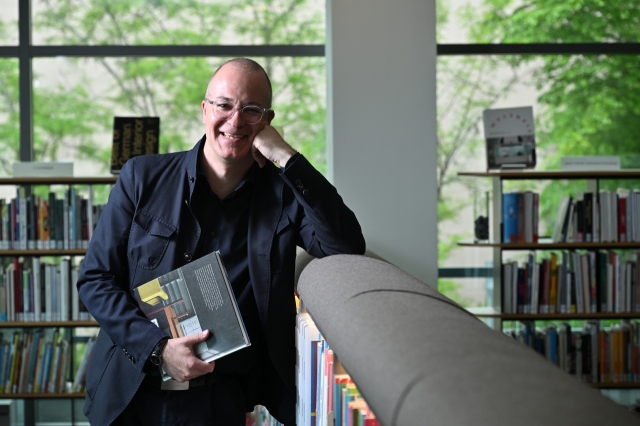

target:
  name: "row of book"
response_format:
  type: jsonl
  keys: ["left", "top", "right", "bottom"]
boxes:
{"left": 296, "top": 313, "right": 379, "bottom": 426}
{"left": 506, "top": 320, "right": 640, "bottom": 384}
{"left": 502, "top": 250, "right": 640, "bottom": 314}
{"left": 0, "top": 328, "right": 91, "bottom": 395}
{"left": 0, "top": 257, "right": 94, "bottom": 322}
{"left": 552, "top": 190, "right": 640, "bottom": 243}
{"left": 502, "top": 191, "right": 539, "bottom": 243}
{"left": 0, "top": 187, "right": 106, "bottom": 251}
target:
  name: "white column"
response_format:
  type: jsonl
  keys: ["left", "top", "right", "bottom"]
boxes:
{"left": 326, "top": 0, "right": 438, "bottom": 286}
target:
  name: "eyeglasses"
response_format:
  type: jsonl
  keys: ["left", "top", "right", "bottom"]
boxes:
{"left": 204, "top": 99, "right": 270, "bottom": 125}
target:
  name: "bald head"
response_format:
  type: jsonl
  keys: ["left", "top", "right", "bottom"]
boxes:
{"left": 205, "top": 58, "right": 273, "bottom": 108}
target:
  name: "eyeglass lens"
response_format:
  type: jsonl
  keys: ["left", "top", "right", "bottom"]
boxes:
{"left": 212, "top": 102, "right": 264, "bottom": 124}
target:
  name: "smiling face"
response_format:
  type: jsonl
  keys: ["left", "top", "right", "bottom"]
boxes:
{"left": 201, "top": 62, "right": 274, "bottom": 168}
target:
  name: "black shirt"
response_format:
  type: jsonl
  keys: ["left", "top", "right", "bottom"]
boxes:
{"left": 191, "top": 160, "right": 265, "bottom": 376}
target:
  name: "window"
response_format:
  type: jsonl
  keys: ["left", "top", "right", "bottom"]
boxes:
{"left": 1, "top": 0, "right": 326, "bottom": 177}
{"left": 436, "top": 0, "right": 640, "bottom": 308}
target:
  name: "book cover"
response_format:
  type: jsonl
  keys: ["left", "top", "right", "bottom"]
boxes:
{"left": 483, "top": 106, "right": 536, "bottom": 170}
{"left": 110, "top": 116, "right": 160, "bottom": 175}
{"left": 132, "top": 251, "right": 250, "bottom": 380}
{"left": 502, "top": 192, "right": 519, "bottom": 243}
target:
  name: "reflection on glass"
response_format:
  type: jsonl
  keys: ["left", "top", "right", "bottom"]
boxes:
{"left": 0, "top": 0, "right": 18, "bottom": 46}
{"left": 0, "top": 59, "right": 19, "bottom": 178}
{"left": 32, "top": 0, "right": 324, "bottom": 45}
{"left": 32, "top": 56, "right": 326, "bottom": 175}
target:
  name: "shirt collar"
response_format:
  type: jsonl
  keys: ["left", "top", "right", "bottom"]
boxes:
{"left": 193, "top": 135, "right": 256, "bottom": 199}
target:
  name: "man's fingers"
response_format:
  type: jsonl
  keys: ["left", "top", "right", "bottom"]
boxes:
{"left": 180, "top": 330, "right": 210, "bottom": 346}
{"left": 252, "top": 145, "right": 267, "bottom": 168}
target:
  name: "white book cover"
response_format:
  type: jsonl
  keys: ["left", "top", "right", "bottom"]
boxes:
{"left": 483, "top": 106, "right": 536, "bottom": 170}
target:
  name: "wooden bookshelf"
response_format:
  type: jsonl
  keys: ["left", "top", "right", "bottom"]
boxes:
{"left": 0, "top": 393, "right": 86, "bottom": 399}
{"left": 458, "top": 241, "right": 640, "bottom": 250}
{"left": 0, "top": 321, "right": 98, "bottom": 328}
{"left": 0, "top": 249, "right": 88, "bottom": 256}
{"left": 0, "top": 176, "right": 117, "bottom": 185}
{"left": 458, "top": 170, "right": 640, "bottom": 180}
{"left": 459, "top": 169, "right": 640, "bottom": 393}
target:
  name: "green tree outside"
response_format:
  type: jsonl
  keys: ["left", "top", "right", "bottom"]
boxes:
{"left": 0, "top": 0, "right": 326, "bottom": 179}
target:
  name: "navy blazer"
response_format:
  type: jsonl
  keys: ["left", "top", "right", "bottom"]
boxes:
{"left": 77, "top": 137, "right": 365, "bottom": 426}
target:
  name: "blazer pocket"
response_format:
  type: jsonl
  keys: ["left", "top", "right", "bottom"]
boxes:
{"left": 128, "top": 210, "right": 176, "bottom": 270}
{"left": 276, "top": 214, "right": 293, "bottom": 235}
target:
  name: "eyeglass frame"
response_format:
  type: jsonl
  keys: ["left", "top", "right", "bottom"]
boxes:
{"left": 204, "top": 98, "right": 271, "bottom": 125}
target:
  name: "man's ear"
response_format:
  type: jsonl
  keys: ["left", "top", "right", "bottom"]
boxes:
{"left": 201, "top": 100, "right": 208, "bottom": 125}
{"left": 266, "top": 110, "right": 275, "bottom": 125}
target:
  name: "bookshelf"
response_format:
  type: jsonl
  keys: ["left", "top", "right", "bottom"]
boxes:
{"left": 459, "top": 169, "right": 640, "bottom": 391}
{"left": 0, "top": 176, "right": 116, "bottom": 425}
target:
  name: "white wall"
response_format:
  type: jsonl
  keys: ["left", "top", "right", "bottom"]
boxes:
{"left": 326, "top": 0, "right": 438, "bottom": 287}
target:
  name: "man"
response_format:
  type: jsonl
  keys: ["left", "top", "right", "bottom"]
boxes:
{"left": 77, "top": 58, "right": 365, "bottom": 426}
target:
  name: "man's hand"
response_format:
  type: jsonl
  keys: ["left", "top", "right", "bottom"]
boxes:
{"left": 160, "top": 330, "right": 215, "bottom": 382}
{"left": 252, "top": 125, "right": 297, "bottom": 168}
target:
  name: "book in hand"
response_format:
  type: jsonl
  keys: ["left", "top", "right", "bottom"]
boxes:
{"left": 133, "top": 251, "right": 250, "bottom": 381}
{"left": 483, "top": 106, "right": 536, "bottom": 170}
{"left": 110, "top": 116, "right": 160, "bottom": 174}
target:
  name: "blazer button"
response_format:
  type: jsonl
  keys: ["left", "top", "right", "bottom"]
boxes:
{"left": 183, "top": 253, "right": 192, "bottom": 261}
{"left": 189, "top": 176, "right": 195, "bottom": 183}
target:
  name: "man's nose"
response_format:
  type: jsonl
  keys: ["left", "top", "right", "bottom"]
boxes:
{"left": 227, "top": 107, "right": 244, "bottom": 126}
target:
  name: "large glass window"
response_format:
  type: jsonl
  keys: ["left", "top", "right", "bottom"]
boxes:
{"left": 436, "top": 1, "right": 640, "bottom": 308}
{"left": 0, "top": 58, "right": 19, "bottom": 171}
{"left": 0, "top": 0, "right": 18, "bottom": 45}
{"left": 32, "top": 56, "right": 326, "bottom": 175}
{"left": 31, "top": 0, "right": 325, "bottom": 46}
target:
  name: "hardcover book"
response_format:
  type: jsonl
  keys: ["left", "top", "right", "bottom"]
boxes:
{"left": 133, "top": 251, "right": 250, "bottom": 380}
{"left": 110, "top": 116, "right": 160, "bottom": 174}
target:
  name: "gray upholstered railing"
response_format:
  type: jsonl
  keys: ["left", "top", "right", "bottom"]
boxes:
{"left": 295, "top": 253, "right": 640, "bottom": 426}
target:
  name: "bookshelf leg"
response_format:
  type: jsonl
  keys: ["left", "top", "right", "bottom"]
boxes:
{"left": 23, "top": 400, "right": 35, "bottom": 426}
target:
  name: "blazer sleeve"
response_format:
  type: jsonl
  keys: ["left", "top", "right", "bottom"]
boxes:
{"left": 279, "top": 154, "right": 366, "bottom": 258}
{"left": 77, "top": 160, "right": 169, "bottom": 374}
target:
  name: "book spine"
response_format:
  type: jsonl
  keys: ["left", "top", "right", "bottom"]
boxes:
{"left": 502, "top": 193, "right": 518, "bottom": 243}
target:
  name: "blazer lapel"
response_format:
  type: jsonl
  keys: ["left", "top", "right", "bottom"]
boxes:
{"left": 248, "top": 165, "right": 284, "bottom": 330}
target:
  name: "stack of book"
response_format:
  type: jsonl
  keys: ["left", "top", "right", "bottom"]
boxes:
{"left": 0, "top": 328, "right": 72, "bottom": 394}
{"left": 296, "top": 312, "right": 379, "bottom": 426}
{"left": 0, "top": 257, "right": 92, "bottom": 322}
{"left": 0, "top": 187, "right": 106, "bottom": 250}
{"left": 505, "top": 320, "right": 640, "bottom": 384}
{"left": 502, "top": 191, "right": 539, "bottom": 243}
{"left": 552, "top": 189, "right": 640, "bottom": 243}
{"left": 502, "top": 250, "right": 640, "bottom": 315}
